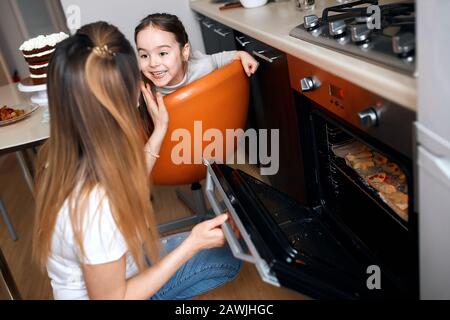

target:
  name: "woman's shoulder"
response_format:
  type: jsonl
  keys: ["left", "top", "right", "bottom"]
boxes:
{"left": 56, "top": 185, "right": 112, "bottom": 226}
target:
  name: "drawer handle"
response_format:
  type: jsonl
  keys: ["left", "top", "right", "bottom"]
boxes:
{"left": 252, "top": 50, "right": 281, "bottom": 63}
{"left": 205, "top": 168, "right": 257, "bottom": 264}
{"left": 213, "top": 28, "right": 231, "bottom": 37}
{"left": 235, "top": 36, "right": 250, "bottom": 47}
{"left": 201, "top": 20, "right": 214, "bottom": 28}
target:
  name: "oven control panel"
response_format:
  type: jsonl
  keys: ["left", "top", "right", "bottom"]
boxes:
{"left": 287, "top": 54, "right": 416, "bottom": 158}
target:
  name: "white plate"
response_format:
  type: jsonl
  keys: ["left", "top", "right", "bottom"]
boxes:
{"left": 0, "top": 103, "right": 40, "bottom": 126}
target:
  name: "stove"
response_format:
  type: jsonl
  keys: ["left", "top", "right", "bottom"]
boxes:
{"left": 289, "top": 0, "right": 415, "bottom": 75}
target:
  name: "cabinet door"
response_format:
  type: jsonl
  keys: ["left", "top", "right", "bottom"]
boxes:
{"left": 249, "top": 41, "right": 306, "bottom": 203}
{"left": 212, "top": 24, "right": 237, "bottom": 52}
{"left": 197, "top": 14, "right": 236, "bottom": 54}
{"left": 234, "top": 33, "right": 264, "bottom": 131}
{"left": 199, "top": 17, "right": 221, "bottom": 54}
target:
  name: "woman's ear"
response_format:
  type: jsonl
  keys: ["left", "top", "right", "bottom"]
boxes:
{"left": 182, "top": 43, "right": 190, "bottom": 62}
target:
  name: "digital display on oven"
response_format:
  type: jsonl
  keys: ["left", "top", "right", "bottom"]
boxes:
{"left": 329, "top": 84, "right": 345, "bottom": 100}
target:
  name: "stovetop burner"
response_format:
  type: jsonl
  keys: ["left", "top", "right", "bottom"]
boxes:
{"left": 289, "top": 0, "right": 416, "bottom": 75}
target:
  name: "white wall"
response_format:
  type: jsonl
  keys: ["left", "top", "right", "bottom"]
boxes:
{"left": 59, "top": 0, "right": 205, "bottom": 52}
{"left": 0, "top": 0, "right": 63, "bottom": 80}
{"left": 0, "top": 1, "right": 28, "bottom": 78}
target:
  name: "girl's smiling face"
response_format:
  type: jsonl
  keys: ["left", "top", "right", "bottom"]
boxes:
{"left": 136, "top": 26, "right": 190, "bottom": 87}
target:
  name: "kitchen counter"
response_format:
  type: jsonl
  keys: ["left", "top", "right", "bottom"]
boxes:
{"left": 190, "top": 0, "right": 417, "bottom": 111}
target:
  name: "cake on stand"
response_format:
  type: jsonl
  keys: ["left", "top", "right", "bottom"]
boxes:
{"left": 17, "top": 77, "right": 48, "bottom": 105}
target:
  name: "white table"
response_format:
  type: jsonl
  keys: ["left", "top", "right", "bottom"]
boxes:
{"left": 0, "top": 83, "right": 48, "bottom": 299}
{"left": 0, "top": 82, "right": 50, "bottom": 191}
{"left": 0, "top": 83, "right": 50, "bottom": 225}
{"left": 0, "top": 83, "right": 50, "bottom": 154}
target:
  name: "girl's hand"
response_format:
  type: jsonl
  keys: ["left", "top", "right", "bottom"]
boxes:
{"left": 234, "top": 51, "right": 259, "bottom": 77}
{"left": 185, "top": 214, "right": 228, "bottom": 252}
{"left": 140, "top": 81, "right": 169, "bottom": 136}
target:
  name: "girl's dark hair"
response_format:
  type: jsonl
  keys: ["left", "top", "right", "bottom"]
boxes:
{"left": 134, "top": 13, "right": 189, "bottom": 48}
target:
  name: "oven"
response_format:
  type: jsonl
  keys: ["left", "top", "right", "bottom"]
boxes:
{"left": 204, "top": 54, "right": 418, "bottom": 299}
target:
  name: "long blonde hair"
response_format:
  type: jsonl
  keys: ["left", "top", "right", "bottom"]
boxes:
{"left": 33, "top": 22, "right": 160, "bottom": 271}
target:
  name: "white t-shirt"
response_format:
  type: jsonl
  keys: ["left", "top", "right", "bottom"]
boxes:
{"left": 155, "top": 50, "right": 237, "bottom": 96}
{"left": 47, "top": 187, "right": 139, "bottom": 300}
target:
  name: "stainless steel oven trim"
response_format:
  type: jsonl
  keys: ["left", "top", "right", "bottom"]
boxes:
{"left": 204, "top": 160, "right": 280, "bottom": 287}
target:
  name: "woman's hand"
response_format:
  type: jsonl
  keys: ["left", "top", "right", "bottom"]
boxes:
{"left": 234, "top": 51, "right": 259, "bottom": 77}
{"left": 185, "top": 214, "right": 228, "bottom": 253}
{"left": 140, "top": 81, "right": 169, "bottom": 136}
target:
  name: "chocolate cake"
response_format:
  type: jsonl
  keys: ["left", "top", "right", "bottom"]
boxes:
{"left": 19, "top": 32, "right": 69, "bottom": 85}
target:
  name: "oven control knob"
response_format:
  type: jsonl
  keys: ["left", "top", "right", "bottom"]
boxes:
{"left": 358, "top": 108, "right": 379, "bottom": 128}
{"left": 350, "top": 24, "right": 371, "bottom": 43}
{"left": 300, "top": 77, "right": 320, "bottom": 92}
{"left": 329, "top": 19, "right": 347, "bottom": 37}
{"left": 392, "top": 32, "right": 415, "bottom": 56}
{"left": 304, "top": 15, "right": 319, "bottom": 30}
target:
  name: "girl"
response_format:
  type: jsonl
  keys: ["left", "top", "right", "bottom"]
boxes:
{"left": 135, "top": 13, "right": 259, "bottom": 96}
{"left": 32, "top": 21, "right": 241, "bottom": 300}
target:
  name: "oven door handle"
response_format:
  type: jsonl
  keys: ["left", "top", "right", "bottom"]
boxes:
{"left": 205, "top": 172, "right": 257, "bottom": 264}
{"left": 203, "top": 160, "right": 281, "bottom": 287}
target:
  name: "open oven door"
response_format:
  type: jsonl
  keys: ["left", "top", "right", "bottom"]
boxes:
{"left": 205, "top": 160, "right": 407, "bottom": 299}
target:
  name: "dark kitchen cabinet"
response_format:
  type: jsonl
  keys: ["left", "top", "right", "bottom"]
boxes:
{"left": 236, "top": 33, "right": 306, "bottom": 203}
{"left": 197, "top": 15, "right": 236, "bottom": 54}
{"left": 195, "top": 18, "right": 306, "bottom": 203}
{"left": 253, "top": 44, "right": 306, "bottom": 203}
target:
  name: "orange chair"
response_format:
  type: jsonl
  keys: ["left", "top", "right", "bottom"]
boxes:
{"left": 153, "top": 60, "right": 250, "bottom": 233}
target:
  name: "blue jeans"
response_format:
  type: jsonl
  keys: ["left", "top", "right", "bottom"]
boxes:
{"left": 150, "top": 232, "right": 242, "bottom": 300}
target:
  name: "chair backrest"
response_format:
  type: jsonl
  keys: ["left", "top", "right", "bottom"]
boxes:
{"left": 151, "top": 60, "right": 250, "bottom": 185}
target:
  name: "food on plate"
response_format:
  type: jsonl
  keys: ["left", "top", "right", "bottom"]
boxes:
{"left": 383, "top": 162, "right": 402, "bottom": 175}
{"left": 373, "top": 152, "right": 388, "bottom": 165}
{"left": 351, "top": 159, "right": 375, "bottom": 170}
{"left": 383, "top": 191, "right": 408, "bottom": 211}
{"left": 19, "top": 32, "right": 69, "bottom": 85}
{"left": 366, "top": 172, "right": 387, "bottom": 183}
{"left": 369, "top": 181, "right": 397, "bottom": 194}
{"left": 345, "top": 151, "right": 373, "bottom": 162}
{"left": 0, "top": 105, "right": 26, "bottom": 121}
{"left": 336, "top": 141, "right": 409, "bottom": 220}
{"left": 398, "top": 173, "right": 406, "bottom": 183}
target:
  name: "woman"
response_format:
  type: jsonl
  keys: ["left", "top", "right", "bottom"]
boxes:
{"left": 32, "top": 21, "right": 241, "bottom": 300}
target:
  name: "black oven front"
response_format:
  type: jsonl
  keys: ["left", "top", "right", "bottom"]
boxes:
{"left": 204, "top": 55, "right": 418, "bottom": 299}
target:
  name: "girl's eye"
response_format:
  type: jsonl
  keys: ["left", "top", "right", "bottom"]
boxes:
{"left": 140, "top": 54, "right": 148, "bottom": 59}
{"left": 159, "top": 52, "right": 168, "bottom": 57}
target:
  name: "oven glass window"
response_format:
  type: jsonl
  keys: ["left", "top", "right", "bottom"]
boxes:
{"left": 331, "top": 140, "right": 408, "bottom": 222}
{"left": 311, "top": 111, "right": 414, "bottom": 280}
